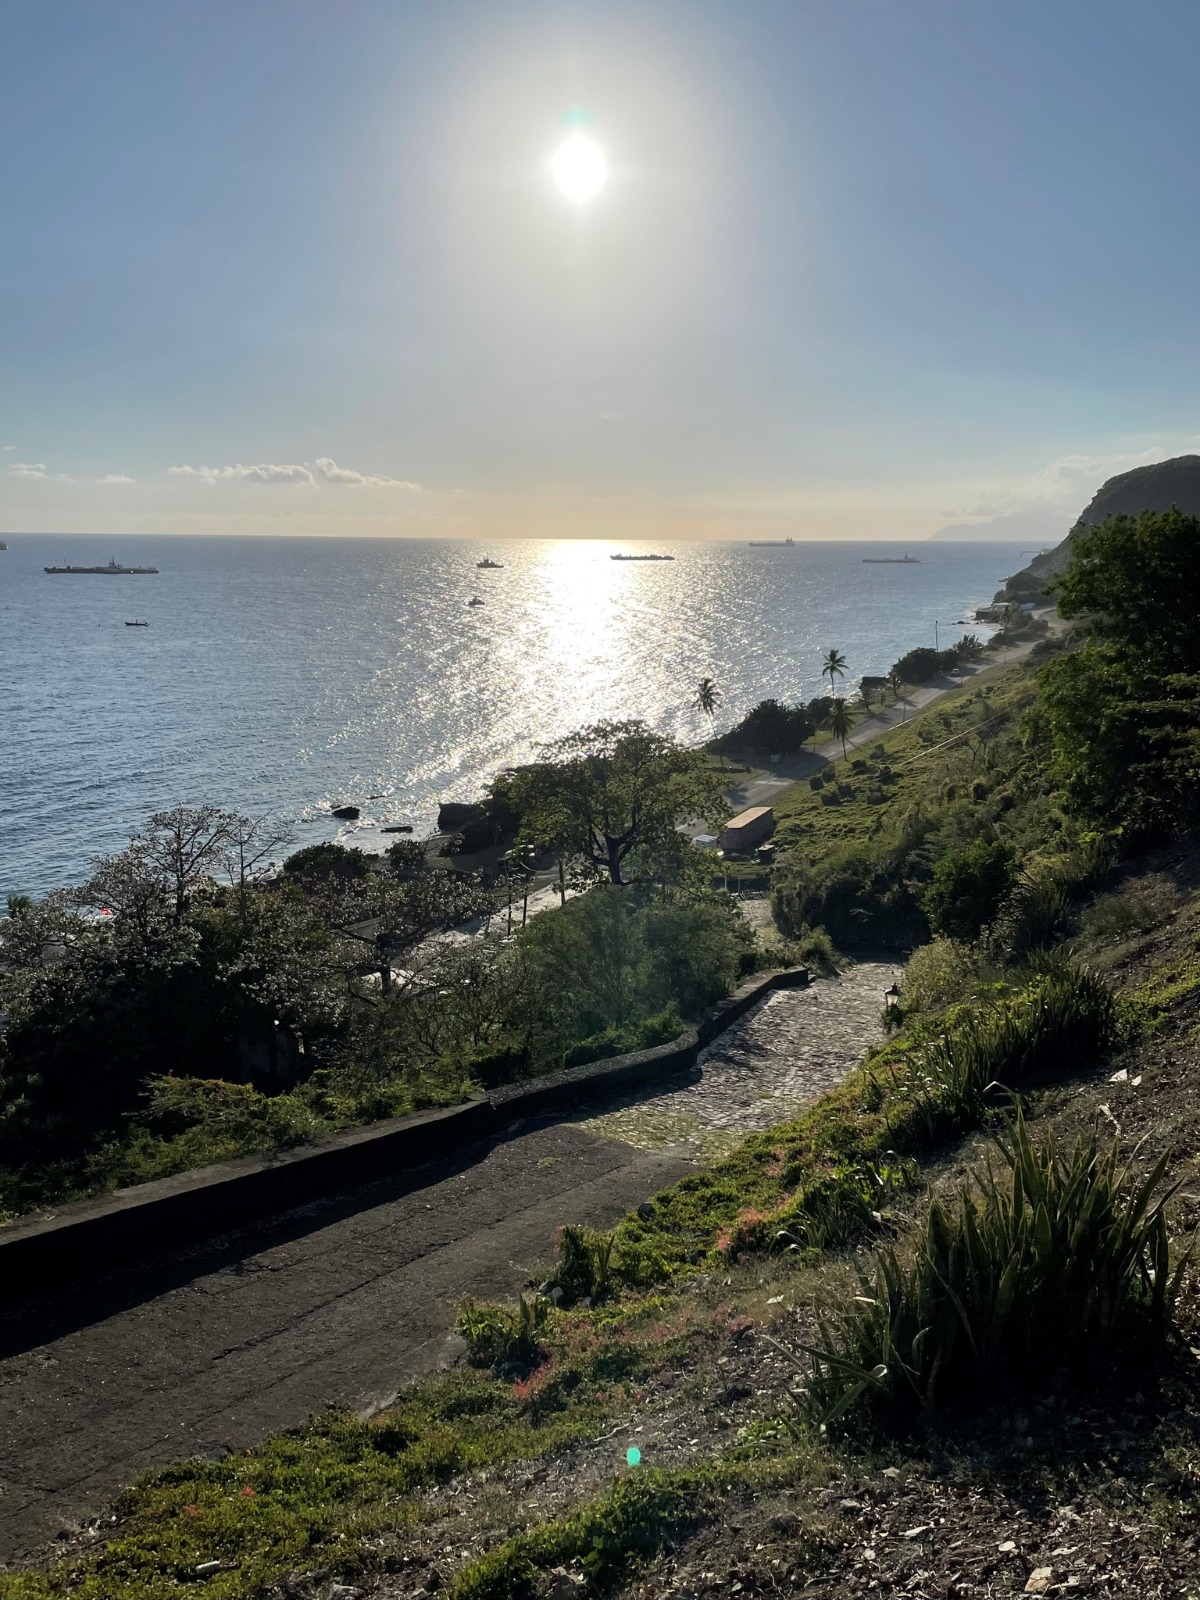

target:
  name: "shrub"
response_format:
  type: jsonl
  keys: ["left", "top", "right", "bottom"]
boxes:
{"left": 900, "top": 939, "right": 979, "bottom": 1015}
{"left": 793, "top": 925, "right": 838, "bottom": 976}
{"left": 457, "top": 1294, "right": 549, "bottom": 1374}
{"left": 804, "top": 1114, "right": 1192, "bottom": 1432}
{"left": 564, "top": 1003, "right": 684, "bottom": 1068}
{"left": 715, "top": 698, "right": 813, "bottom": 755}
{"left": 548, "top": 1224, "right": 616, "bottom": 1306}
{"left": 903, "top": 961, "right": 1117, "bottom": 1139}
{"left": 923, "top": 838, "right": 1015, "bottom": 943}
{"left": 772, "top": 848, "right": 928, "bottom": 948}
{"left": 990, "top": 874, "right": 1073, "bottom": 962}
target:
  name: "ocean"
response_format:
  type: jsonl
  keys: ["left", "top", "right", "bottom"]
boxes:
{"left": 0, "top": 535, "right": 1022, "bottom": 899}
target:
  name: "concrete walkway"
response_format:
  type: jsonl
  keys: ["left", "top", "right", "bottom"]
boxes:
{"left": 0, "top": 963, "right": 896, "bottom": 1559}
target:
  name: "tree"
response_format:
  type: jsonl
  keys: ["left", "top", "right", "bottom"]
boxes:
{"left": 823, "top": 647, "right": 848, "bottom": 699}
{"left": 138, "top": 806, "right": 241, "bottom": 925}
{"left": 302, "top": 869, "right": 492, "bottom": 993}
{"left": 223, "top": 813, "right": 293, "bottom": 921}
{"left": 693, "top": 676, "right": 724, "bottom": 769}
{"left": 510, "top": 720, "right": 728, "bottom": 887}
{"left": 923, "top": 838, "right": 1015, "bottom": 943}
{"left": 718, "top": 698, "right": 814, "bottom": 756}
{"left": 282, "top": 842, "right": 372, "bottom": 882}
{"left": 825, "top": 698, "right": 856, "bottom": 759}
{"left": 888, "top": 666, "right": 905, "bottom": 702}
{"left": 1051, "top": 507, "right": 1200, "bottom": 675}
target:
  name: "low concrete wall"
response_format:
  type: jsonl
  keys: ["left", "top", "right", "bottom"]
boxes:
{"left": 0, "top": 967, "right": 807, "bottom": 1298}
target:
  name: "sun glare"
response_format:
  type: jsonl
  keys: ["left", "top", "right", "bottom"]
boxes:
{"left": 551, "top": 132, "right": 607, "bottom": 203}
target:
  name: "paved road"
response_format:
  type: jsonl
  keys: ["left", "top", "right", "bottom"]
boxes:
{"left": 0, "top": 963, "right": 897, "bottom": 1559}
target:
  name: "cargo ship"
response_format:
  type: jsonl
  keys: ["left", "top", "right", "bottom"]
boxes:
{"left": 862, "top": 555, "right": 921, "bottom": 564}
{"left": 44, "top": 558, "right": 159, "bottom": 575}
{"left": 610, "top": 553, "right": 674, "bottom": 561}
{"left": 748, "top": 537, "right": 795, "bottom": 546}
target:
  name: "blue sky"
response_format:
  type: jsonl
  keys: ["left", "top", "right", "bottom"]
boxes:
{"left": 3, "top": 0, "right": 1199, "bottom": 540}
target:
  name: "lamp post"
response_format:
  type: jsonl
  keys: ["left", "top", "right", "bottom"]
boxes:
{"left": 884, "top": 981, "right": 901, "bottom": 1013}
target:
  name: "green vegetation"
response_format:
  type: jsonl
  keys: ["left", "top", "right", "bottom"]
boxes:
{"left": 0, "top": 726, "right": 752, "bottom": 1216}
{"left": 8, "top": 517, "right": 1200, "bottom": 1597}
{"left": 712, "top": 697, "right": 814, "bottom": 755}
{"left": 923, "top": 837, "right": 1015, "bottom": 942}
{"left": 1041, "top": 507, "right": 1200, "bottom": 839}
{"left": 509, "top": 719, "right": 728, "bottom": 887}
{"left": 452, "top": 1468, "right": 711, "bottom": 1600}
{"left": 806, "top": 1113, "right": 1191, "bottom": 1433}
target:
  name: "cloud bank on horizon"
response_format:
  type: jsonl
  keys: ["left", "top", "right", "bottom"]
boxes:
{"left": 3, "top": 3, "right": 1200, "bottom": 540}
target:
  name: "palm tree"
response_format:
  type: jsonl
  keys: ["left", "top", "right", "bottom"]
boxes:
{"left": 826, "top": 697, "right": 856, "bottom": 759}
{"left": 822, "top": 648, "right": 847, "bottom": 700}
{"left": 693, "top": 676, "right": 724, "bottom": 768}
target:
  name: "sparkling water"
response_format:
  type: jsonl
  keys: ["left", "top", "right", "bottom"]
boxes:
{"left": 0, "top": 535, "right": 1020, "bottom": 897}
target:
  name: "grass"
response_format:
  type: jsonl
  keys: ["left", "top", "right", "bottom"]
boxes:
{"left": 768, "top": 666, "right": 1054, "bottom": 862}
{"left": 450, "top": 1451, "right": 831, "bottom": 1600}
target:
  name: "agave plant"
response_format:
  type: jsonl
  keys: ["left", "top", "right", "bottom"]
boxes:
{"left": 804, "top": 1111, "right": 1193, "bottom": 1433}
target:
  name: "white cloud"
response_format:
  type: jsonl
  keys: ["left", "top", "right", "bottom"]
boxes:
{"left": 1, "top": 444, "right": 15, "bottom": 451}
{"left": 941, "top": 442, "right": 1197, "bottom": 524}
{"left": 168, "top": 462, "right": 316, "bottom": 486}
{"left": 313, "top": 457, "right": 420, "bottom": 489}
{"left": 98, "top": 473, "right": 136, "bottom": 484}
{"left": 8, "top": 461, "right": 47, "bottom": 477}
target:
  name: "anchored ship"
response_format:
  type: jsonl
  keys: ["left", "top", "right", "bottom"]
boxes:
{"left": 44, "top": 558, "right": 159, "bottom": 575}
{"left": 862, "top": 555, "right": 921, "bottom": 564}
{"left": 748, "top": 537, "right": 795, "bottom": 546}
{"left": 610, "top": 553, "right": 675, "bottom": 561}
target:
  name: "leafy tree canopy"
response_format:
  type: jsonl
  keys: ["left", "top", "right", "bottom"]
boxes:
{"left": 510, "top": 720, "right": 728, "bottom": 886}
{"left": 1051, "top": 507, "right": 1200, "bottom": 675}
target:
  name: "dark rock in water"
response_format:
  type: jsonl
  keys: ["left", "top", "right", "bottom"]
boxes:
{"left": 331, "top": 804, "right": 360, "bottom": 820}
{"left": 438, "top": 801, "right": 485, "bottom": 831}
{"left": 1000, "top": 453, "right": 1200, "bottom": 603}
{"left": 381, "top": 823, "right": 414, "bottom": 833}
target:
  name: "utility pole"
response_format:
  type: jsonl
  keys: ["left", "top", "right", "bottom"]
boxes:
{"left": 934, "top": 618, "right": 939, "bottom": 652}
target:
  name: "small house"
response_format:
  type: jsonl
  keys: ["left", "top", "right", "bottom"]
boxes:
{"left": 718, "top": 805, "right": 775, "bottom": 854}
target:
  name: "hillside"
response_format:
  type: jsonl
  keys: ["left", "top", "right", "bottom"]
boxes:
{"left": 1000, "top": 452, "right": 1200, "bottom": 601}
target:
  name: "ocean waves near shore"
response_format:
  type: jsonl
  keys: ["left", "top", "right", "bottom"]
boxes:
{"left": 1, "top": 535, "right": 1018, "bottom": 897}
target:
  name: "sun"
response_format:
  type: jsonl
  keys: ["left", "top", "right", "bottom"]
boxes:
{"left": 551, "top": 132, "right": 607, "bottom": 203}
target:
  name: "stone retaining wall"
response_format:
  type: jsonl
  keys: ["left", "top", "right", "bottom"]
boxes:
{"left": 0, "top": 967, "right": 807, "bottom": 1298}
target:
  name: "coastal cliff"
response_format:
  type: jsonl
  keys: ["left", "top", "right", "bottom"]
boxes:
{"left": 999, "top": 451, "right": 1200, "bottom": 602}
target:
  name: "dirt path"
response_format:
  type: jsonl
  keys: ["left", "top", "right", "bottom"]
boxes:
{"left": 0, "top": 963, "right": 897, "bottom": 1559}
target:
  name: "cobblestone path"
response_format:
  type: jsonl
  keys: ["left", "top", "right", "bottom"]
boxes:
{"left": 577, "top": 959, "right": 902, "bottom": 1160}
